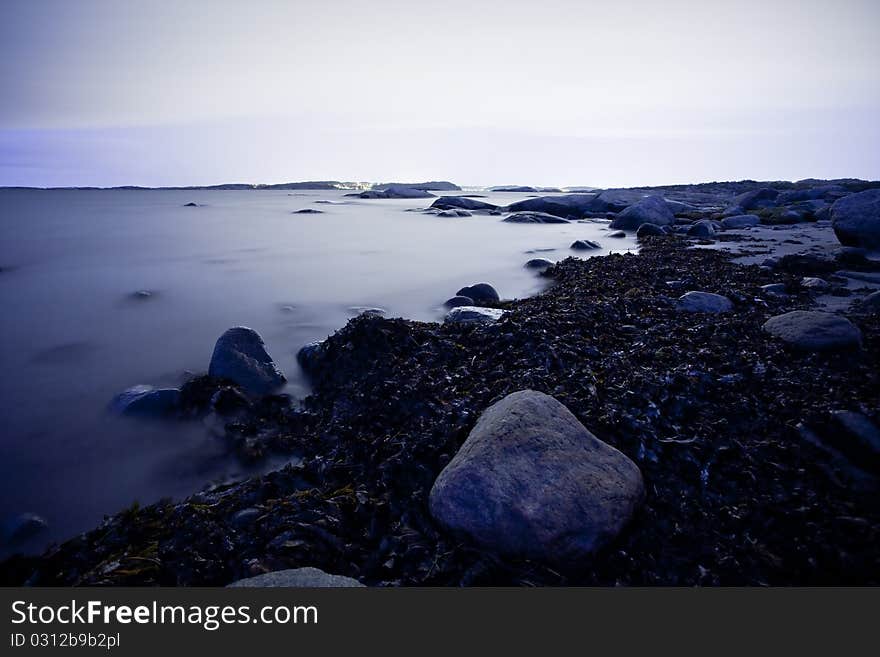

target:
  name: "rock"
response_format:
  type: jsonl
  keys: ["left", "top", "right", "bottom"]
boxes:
{"left": 571, "top": 239, "right": 601, "bottom": 250}
{"left": 858, "top": 290, "right": 880, "bottom": 312}
{"left": 502, "top": 211, "right": 570, "bottom": 224}
{"left": 230, "top": 508, "right": 262, "bottom": 527}
{"left": 184, "top": 202, "right": 199, "bottom": 207}
{"left": 228, "top": 567, "right": 364, "bottom": 588}
{"left": 428, "top": 390, "right": 644, "bottom": 564}
{"left": 444, "top": 306, "right": 506, "bottom": 325}
{"left": 760, "top": 283, "right": 789, "bottom": 297}
{"left": 210, "top": 387, "right": 252, "bottom": 416}
{"left": 491, "top": 185, "right": 538, "bottom": 192}
{"left": 676, "top": 291, "right": 734, "bottom": 313}
{"left": 609, "top": 196, "right": 674, "bottom": 230}
{"left": 730, "top": 187, "right": 779, "bottom": 211}
{"left": 436, "top": 209, "right": 472, "bottom": 217}
{"left": 1, "top": 513, "right": 48, "bottom": 544}
{"left": 431, "top": 196, "right": 498, "bottom": 211}
{"left": 353, "top": 186, "right": 435, "bottom": 199}
{"left": 525, "top": 258, "right": 554, "bottom": 270}
{"left": 296, "top": 340, "right": 326, "bottom": 374}
{"left": 292, "top": 208, "right": 323, "bottom": 214}
{"left": 109, "top": 385, "right": 180, "bottom": 417}
{"left": 208, "top": 327, "right": 286, "bottom": 395}
{"left": 801, "top": 277, "right": 830, "bottom": 291}
{"left": 443, "top": 295, "right": 474, "bottom": 308}
{"left": 762, "top": 311, "right": 862, "bottom": 351}
{"left": 587, "top": 190, "right": 645, "bottom": 213}
{"left": 348, "top": 306, "right": 386, "bottom": 317}
{"left": 374, "top": 181, "right": 460, "bottom": 192}
{"left": 687, "top": 220, "right": 717, "bottom": 237}
{"left": 607, "top": 230, "right": 626, "bottom": 238}
{"left": 828, "top": 411, "right": 880, "bottom": 471}
{"left": 130, "top": 290, "right": 155, "bottom": 300}
{"left": 777, "top": 185, "right": 845, "bottom": 204}
{"left": 721, "top": 214, "right": 760, "bottom": 229}
{"left": 636, "top": 223, "right": 667, "bottom": 238}
{"left": 456, "top": 283, "right": 499, "bottom": 303}
{"left": 835, "top": 270, "right": 880, "bottom": 284}
{"left": 506, "top": 193, "right": 596, "bottom": 218}
{"left": 831, "top": 188, "right": 880, "bottom": 248}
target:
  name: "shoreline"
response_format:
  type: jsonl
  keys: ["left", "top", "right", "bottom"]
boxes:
{"left": 3, "top": 220, "right": 879, "bottom": 585}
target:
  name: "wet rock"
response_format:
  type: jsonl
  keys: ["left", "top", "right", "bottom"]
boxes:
{"left": 502, "top": 212, "right": 570, "bottom": 224}
{"left": 292, "top": 208, "right": 323, "bottom": 214}
{"left": 436, "top": 209, "right": 472, "bottom": 217}
{"left": 130, "top": 290, "right": 156, "bottom": 300}
{"left": 348, "top": 306, "right": 387, "bottom": 317}
{"left": 760, "top": 283, "right": 789, "bottom": 298}
{"left": 525, "top": 258, "right": 554, "bottom": 270}
{"left": 352, "top": 186, "right": 435, "bottom": 199}
{"left": 429, "top": 390, "right": 644, "bottom": 565}
{"left": 184, "top": 202, "right": 199, "bottom": 207}
{"left": 857, "top": 290, "right": 880, "bottom": 312}
{"left": 636, "top": 223, "right": 666, "bottom": 238}
{"left": 801, "top": 277, "right": 831, "bottom": 291}
{"left": 443, "top": 295, "right": 474, "bottom": 308}
{"left": 610, "top": 196, "right": 674, "bottom": 230}
{"left": 831, "top": 188, "right": 880, "bottom": 248}
{"left": 727, "top": 187, "right": 779, "bottom": 213}
{"left": 228, "top": 567, "right": 364, "bottom": 588}
{"left": 109, "top": 385, "right": 181, "bottom": 417}
{"left": 587, "top": 190, "right": 645, "bottom": 213}
{"left": 676, "top": 291, "right": 734, "bottom": 313}
{"left": 721, "top": 214, "right": 760, "bottom": 229}
{"left": 210, "top": 387, "right": 251, "bottom": 416}
{"left": 506, "top": 193, "right": 596, "bottom": 218}
{"left": 1, "top": 513, "right": 48, "bottom": 544}
{"left": 208, "top": 327, "right": 287, "bottom": 395}
{"left": 607, "top": 230, "right": 626, "bottom": 238}
{"left": 431, "top": 196, "right": 498, "bottom": 211}
{"left": 571, "top": 239, "right": 601, "bottom": 250}
{"left": 444, "top": 306, "right": 506, "bottom": 324}
{"left": 456, "top": 283, "right": 499, "bottom": 303}
{"left": 296, "top": 340, "right": 326, "bottom": 375}
{"left": 687, "top": 220, "right": 717, "bottom": 238}
{"left": 762, "top": 311, "right": 862, "bottom": 351}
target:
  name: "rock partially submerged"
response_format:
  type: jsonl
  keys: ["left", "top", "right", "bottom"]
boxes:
{"left": 721, "top": 214, "right": 761, "bottom": 229}
{"left": 208, "top": 327, "right": 286, "bottom": 395}
{"left": 444, "top": 306, "right": 506, "bottom": 324}
{"left": 502, "top": 211, "right": 570, "bottom": 224}
{"left": 455, "top": 283, "right": 499, "bottom": 303}
{"left": 610, "top": 196, "right": 674, "bottom": 230}
{"left": 506, "top": 194, "right": 596, "bottom": 218}
{"left": 443, "top": 295, "right": 474, "bottom": 308}
{"left": 571, "top": 239, "right": 601, "bottom": 250}
{"left": 350, "top": 186, "right": 435, "bottom": 199}
{"left": 110, "top": 385, "right": 181, "bottom": 417}
{"left": 636, "top": 223, "right": 666, "bottom": 238}
{"left": 228, "top": 567, "right": 364, "bottom": 588}
{"left": 431, "top": 196, "right": 498, "bottom": 211}
{"left": 525, "top": 258, "right": 554, "bottom": 270}
{"left": 429, "top": 390, "right": 644, "bottom": 564}
{"left": 762, "top": 311, "right": 862, "bottom": 352}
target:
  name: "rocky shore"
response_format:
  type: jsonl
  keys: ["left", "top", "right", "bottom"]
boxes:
{"left": 2, "top": 179, "right": 880, "bottom": 586}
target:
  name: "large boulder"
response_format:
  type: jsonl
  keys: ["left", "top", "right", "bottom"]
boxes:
{"left": 209, "top": 327, "right": 286, "bottom": 395}
{"left": 571, "top": 239, "right": 601, "bottom": 250}
{"left": 444, "top": 306, "right": 506, "bottom": 324}
{"left": 506, "top": 194, "right": 596, "bottom": 218}
{"left": 228, "top": 567, "right": 364, "bottom": 588}
{"left": 431, "top": 196, "right": 499, "bottom": 211}
{"left": 721, "top": 214, "right": 760, "bottom": 229}
{"left": 609, "top": 196, "right": 674, "bottom": 230}
{"left": 729, "top": 187, "right": 779, "bottom": 211}
{"left": 502, "top": 211, "right": 570, "bottom": 224}
{"left": 586, "top": 189, "right": 645, "bottom": 213}
{"left": 456, "top": 283, "right": 499, "bottom": 303}
{"left": 109, "top": 385, "right": 181, "bottom": 417}
{"left": 429, "top": 390, "right": 644, "bottom": 564}
{"left": 676, "top": 291, "right": 733, "bottom": 313}
{"left": 636, "top": 223, "right": 667, "bottom": 238}
{"left": 524, "top": 258, "right": 554, "bottom": 270}
{"left": 831, "top": 188, "right": 880, "bottom": 248}
{"left": 762, "top": 311, "right": 862, "bottom": 351}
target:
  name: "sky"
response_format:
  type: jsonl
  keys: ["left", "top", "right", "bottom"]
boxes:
{"left": 1, "top": 0, "right": 879, "bottom": 188}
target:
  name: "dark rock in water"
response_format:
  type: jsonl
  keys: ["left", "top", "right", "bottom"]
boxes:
{"left": 208, "top": 327, "right": 286, "bottom": 395}
{"left": 1, "top": 513, "right": 48, "bottom": 544}
{"left": 760, "top": 283, "right": 789, "bottom": 298}
{"left": 429, "top": 390, "right": 644, "bottom": 564}
{"left": 292, "top": 208, "right": 323, "bottom": 214}
{"left": 228, "top": 567, "right": 364, "bottom": 588}
{"left": 858, "top": 290, "right": 880, "bottom": 312}
{"left": 431, "top": 196, "right": 498, "bottom": 211}
{"left": 491, "top": 185, "right": 538, "bottom": 192}
{"left": 525, "top": 258, "right": 554, "bottom": 270}
{"left": 676, "top": 291, "right": 733, "bottom": 313}
{"left": 636, "top": 223, "right": 666, "bottom": 238}
{"left": 130, "top": 289, "right": 156, "bottom": 300}
{"left": 436, "top": 209, "right": 472, "bottom": 217}
{"left": 444, "top": 306, "right": 506, "bottom": 324}
{"left": 607, "top": 230, "right": 626, "bottom": 238}
{"left": 762, "top": 311, "right": 862, "bottom": 351}
{"left": 721, "top": 214, "right": 760, "bottom": 229}
{"left": 687, "top": 220, "right": 717, "bottom": 237}
{"left": 351, "top": 186, "right": 435, "bottom": 199}
{"left": 184, "top": 202, "right": 199, "bottom": 207}
{"left": 374, "top": 181, "right": 460, "bottom": 192}
{"left": 456, "top": 283, "right": 499, "bottom": 303}
{"left": 831, "top": 188, "right": 880, "bottom": 248}
{"left": 443, "top": 295, "right": 474, "bottom": 308}
{"left": 800, "top": 277, "right": 830, "bottom": 292}
{"left": 610, "top": 196, "right": 674, "bottom": 230}
{"left": 571, "top": 239, "right": 601, "bottom": 250}
{"left": 503, "top": 211, "right": 570, "bottom": 224}
{"left": 829, "top": 411, "right": 880, "bottom": 472}
{"left": 296, "top": 340, "right": 327, "bottom": 375}
{"left": 210, "top": 387, "right": 251, "bottom": 416}
{"left": 110, "top": 385, "right": 181, "bottom": 417}
{"left": 506, "top": 194, "right": 596, "bottom": 218}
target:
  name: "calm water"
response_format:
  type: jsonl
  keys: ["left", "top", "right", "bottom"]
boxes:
{"left": 0, "top": 188, "right": 636, "bottom": 554}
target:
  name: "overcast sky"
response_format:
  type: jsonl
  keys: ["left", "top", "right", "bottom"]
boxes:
{"left": 1, "top": 0, "right": 878, "bottom": 188}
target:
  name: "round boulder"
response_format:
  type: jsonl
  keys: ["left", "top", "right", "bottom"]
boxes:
{"left": 208, "top": 327, "right": 286, "bottom": 395}
{"left": 524, "top": 258, "right": 554, "bottom": 270}
{"left": 609, "top": 196, "right": 674, "bottom": 230}
{"left": 636, "top": 223, "right": 666, "bottom": 238}
{"left": 429, "top": 390, "right": 644, "bottom": 565}
{"left": 676, "top": 291, "right": 734, "bottom": 313}
{"left": 444, "top": 306, "right": 506, "bottom": 325}
{"left": 762, "top": 311, "right": 862, "bottom": 351}
{"left": 571, "top": 239, "right": 601, "bottom": 250}
{"left": 831, "top": 188, "right": 880, "bottom": 248}
{"left": 456, "top": 283, "right": 499, "bottom": 303}
{"left": 721, "top": 214, "right": 760, "bottom": 229}
{"left": 109, "top": 385, "right": 181, "bottom": 417}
